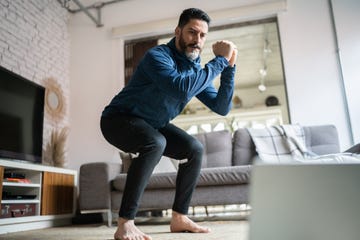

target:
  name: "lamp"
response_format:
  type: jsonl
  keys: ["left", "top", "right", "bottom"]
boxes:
{"left": 258, "top": 67, "right": 267, "bottom": 92}
{"left": 258, "top": 83, "right": 266, "bottom": 92}
{"left": 258, "top": 26, "right": 271, "bottom": 92}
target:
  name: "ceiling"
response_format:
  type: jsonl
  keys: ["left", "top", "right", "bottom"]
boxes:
{"left": 62, "top": 0, "right": 125, "bottom": 11}
{"left": 58, "top": 0, "right": 127, "bottom": 27}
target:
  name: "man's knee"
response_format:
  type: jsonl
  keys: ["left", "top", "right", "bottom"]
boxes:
{"left": 142, "top": 134, "right": 167, "bottom": 155}
{"left": 190, "top": 139, "right": 204, "bottom": 156}
{"left": 185, "top": 138, "right": 203, "bottom": 164}
{"left": 179, "top": 138, "right": 203, "bottom": 168}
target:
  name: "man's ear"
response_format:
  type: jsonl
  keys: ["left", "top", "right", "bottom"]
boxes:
{"left": 175, "top": 27, "right": 181, "bottom": 37}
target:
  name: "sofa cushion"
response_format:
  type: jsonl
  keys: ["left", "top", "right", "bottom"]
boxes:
{"left": 194, "top": 130, "right": 233, "bottom": 168}
{"left": 112, "top": 172, "right": 177, "bottom": 191}
{"left": 111, "top": 165, "right": 251, "bottom": 191}
{"left": 232, "top": 128, "right": 257, "bottom": 166}
{"left": 197, "top": 165, "right": 251, "bottom": 186}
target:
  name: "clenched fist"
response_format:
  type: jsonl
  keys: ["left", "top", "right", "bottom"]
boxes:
{"left": 212, "top": 40, "right": 236, "bottom": 62}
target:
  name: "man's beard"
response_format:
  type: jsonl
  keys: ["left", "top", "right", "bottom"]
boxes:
{"left": 179, "top": 33, "right": 201, "bottom": 61}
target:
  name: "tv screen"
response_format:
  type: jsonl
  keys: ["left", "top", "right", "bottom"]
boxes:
{"left": 0, "top": 65, "right": 45, "bottom": 163}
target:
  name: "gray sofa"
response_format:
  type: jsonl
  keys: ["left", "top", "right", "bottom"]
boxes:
{"left": 79, "top": 124, "right": 342, "bottom": 225}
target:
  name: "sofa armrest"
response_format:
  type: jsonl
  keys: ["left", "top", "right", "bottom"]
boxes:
{"left": 303, "top": 124, "right": 340, "bottom": 154}
{"left": 344, "top": 143, "right": 360, "bottom": 154}
{"left": 79, "top": 162, "right": 121, "bottom": 212}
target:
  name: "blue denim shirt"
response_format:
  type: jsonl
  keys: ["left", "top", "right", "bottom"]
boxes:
{"left": 102, "top": 38, "right": 236, "bottom": 129}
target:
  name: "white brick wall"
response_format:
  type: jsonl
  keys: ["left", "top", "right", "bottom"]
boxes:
{"left": 0, "top": 0, "right": 70, "bottom": 163}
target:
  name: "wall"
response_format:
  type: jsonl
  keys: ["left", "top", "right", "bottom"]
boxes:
{"left": 331, "top": 0, "right": 360, "bottom": 144}
{"left": 278, "top": 0, "right": 353, "bottom": 148}
{"left": 0, "top": 0, "right": 70, "bottom": 164}
{"left": 68, "top": 0, "right": 357, "bottom": 172}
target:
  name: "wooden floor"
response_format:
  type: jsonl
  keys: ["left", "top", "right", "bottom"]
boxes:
{"left": 0, "top": 220, "right": 249, "bottom": 240}
{"left": 0, "top": 206, "right": 251, "bottom": 240}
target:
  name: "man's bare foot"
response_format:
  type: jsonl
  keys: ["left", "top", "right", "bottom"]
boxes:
{"left": 114, "top": 218, "right": 152, "bottom": 240}
{"left": 170, "top": 211, "right": 211, "bottom": 233}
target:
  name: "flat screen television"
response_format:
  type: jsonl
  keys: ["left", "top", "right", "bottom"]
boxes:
{"left": 0, "top": 65, "right": 45, "bottom": 164}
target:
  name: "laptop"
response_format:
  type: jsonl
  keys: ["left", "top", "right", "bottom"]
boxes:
{"left": 249, "top": 164, "right": 360, "bottom": 240}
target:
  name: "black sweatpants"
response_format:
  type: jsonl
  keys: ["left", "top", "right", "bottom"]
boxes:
{"left": 100, "top": 114, "right": 203, "bottom": 219}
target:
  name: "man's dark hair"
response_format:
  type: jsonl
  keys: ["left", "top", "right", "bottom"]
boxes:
{"left": 177, "top": 8, "right": 211, "bottom": 28}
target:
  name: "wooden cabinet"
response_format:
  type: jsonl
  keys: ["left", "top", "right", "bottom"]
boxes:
{"left": 0, "top": 159, "right": 77, "bottom": 234}
{"left": 41, "top": 172, "right": 74, "bottom": 215}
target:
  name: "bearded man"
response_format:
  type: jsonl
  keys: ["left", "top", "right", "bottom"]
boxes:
{"left": 100, "top": 8, "right": 238, "bottom": 240}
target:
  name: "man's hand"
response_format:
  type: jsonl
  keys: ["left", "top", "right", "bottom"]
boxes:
{"left": 228, "top": 48, "right": 238, "bottom": 67}
{"left": 212, "top": 40, "right": 236, "bottom": 62}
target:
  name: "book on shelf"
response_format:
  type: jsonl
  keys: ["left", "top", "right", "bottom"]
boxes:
{"left": 3, "top": 178, "right": 32, "bottom": 184}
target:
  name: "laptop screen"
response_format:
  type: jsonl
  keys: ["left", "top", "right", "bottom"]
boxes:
{"left": 249, "top": 164, "right": 360, "bottom": 240}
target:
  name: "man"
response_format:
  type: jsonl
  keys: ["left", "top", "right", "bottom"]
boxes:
{"left": 101, "top": 8, "right": 238, "bottom": 240}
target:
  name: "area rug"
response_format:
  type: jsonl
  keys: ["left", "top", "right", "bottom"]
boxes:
{"left": 0, "top": 220, "right": 248, "bottom": 240}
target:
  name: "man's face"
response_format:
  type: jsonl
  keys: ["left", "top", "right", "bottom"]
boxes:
{"left": 175, "top": 19, "right": 208, "bottom": 60}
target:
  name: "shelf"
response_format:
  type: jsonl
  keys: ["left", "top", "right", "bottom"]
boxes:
{"left": 0, "top": 160, "right": 77, "bottom": 233}
{"left": 2, "top": 182, "right": 41, "bottom": 188}
{"left": 1, "top": 199, "right": 40, "bottom": 204}
{"left": 172, "top": 106, "right": 284, "bottom": 134}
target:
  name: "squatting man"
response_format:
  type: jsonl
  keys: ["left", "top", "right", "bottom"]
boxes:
{"left": 100, "top": 8, "right": 238, "bottom": 240}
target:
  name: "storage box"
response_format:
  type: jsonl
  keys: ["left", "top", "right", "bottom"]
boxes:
{"left": 1, "top": 204, "right": 36, "bottom": 218}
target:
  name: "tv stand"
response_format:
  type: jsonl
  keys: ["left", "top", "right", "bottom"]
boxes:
{"left": 0, "top": 159, "right": 77, "bottom": 234}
